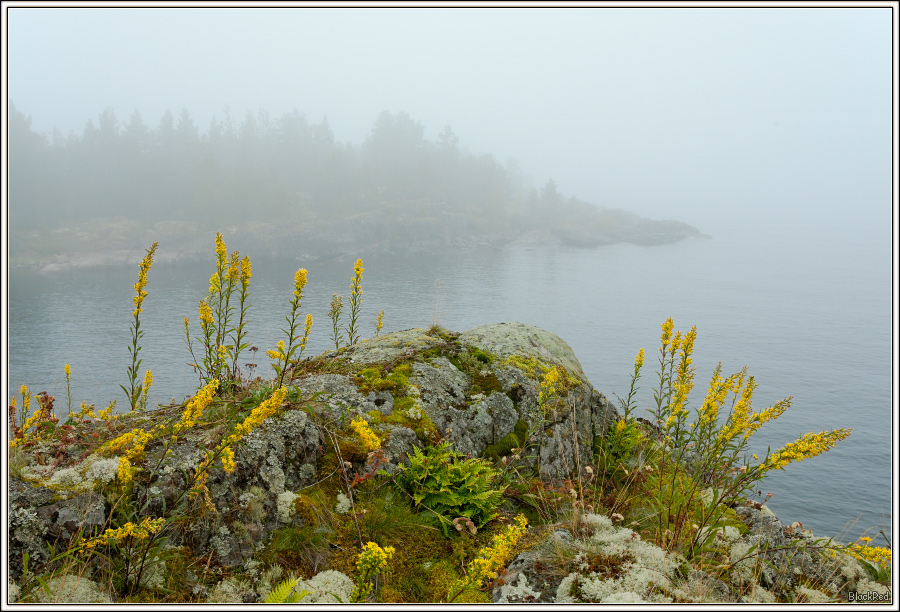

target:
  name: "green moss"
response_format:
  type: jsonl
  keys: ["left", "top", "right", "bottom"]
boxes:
{"left": 472, "top": 371, "right": 503, "bottom": 394}
{"left": 375, "top": 396, "right": 440, "bottom": 445}
{"left": 502, "top": 354, "right": 548, "bottom": 380}
{"left": 482, "top": 419, "right": 530, "bottom": 462}
{"left": 352, "top": 363, "right": 413, "bottom": 395}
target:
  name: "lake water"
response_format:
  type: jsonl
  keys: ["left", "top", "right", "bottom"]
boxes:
{"left": 6, "top": 228, "right": 893, "bottom": 544}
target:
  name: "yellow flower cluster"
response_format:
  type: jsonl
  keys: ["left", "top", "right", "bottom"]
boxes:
{"left": 101, "top": 427, "right": 153, "bottom": 483}
{"left": 352, "top": 541, "right": 395, "bottom": 601}
{"left": 80, "top": 516, "right": 167, "bottom": 552}
{"left": 132, "top": 242, "right": 158, "bottom": 317}
{"left": 215, "top": 232, "right": 227, "bottom": 266}
{"left": 209, "top": 271, "right": 221, "bottom": 295}
{"left": 698, "top": 364, "right": 729, "bottom": 427}
{"left": 240, "top": 255, "right": 251, "bottom": 285}
{"left": 226, "top": 386, "right": 289, "bottom": 446}
{"left": 660, "top": 318, "right": 675, "bottom": 353}
{"left": 64, "top": 363, "right": 71, "bottom": 378}
{"left": 634, "top": 347, "right": 645, "bottom": 371}
{"left": 351, "top": 416, "right": 381, "bottom": 453}
{"left": 760, "top": 428, "right": 852, "bottom": 473}
{"left": 220, "top": 446, "right": 236, "bottom": 473}
{"left": 450, "top": 514, "right": 528, "bottom": 598}
{"left": 375, "top": 309, "right": 385, "bottom": 336}
{"left": 351, "top": 258, "right": 364, "bottom": 297}
{"left": 138, "top": 369, "right": 153, "bottom": 411}
{"left": 199, "top": 300, "right": 214, "bottom": 327}
{"left": 10, "top": 386, "right": 56, "bottom": 448}
{"left": 228, "top": 251, "right": 240, "bottom": 282}
{"left": 267, "top": 339, "right": 286, "bottom": 361}
{"left": 849, "top": 538, "right": 892, "bottom": 570}
{"left": 176, "top": 379, "right": 219, "bottom": 434}
{"left": 191, "top": 387, "right": 287, "bottom": 493}
{"left": 301, "top": 314, "right": 313, "bottom": 354}
{"left": 294, "top": 267, "right": 308, "bottom": 297}
{"left": 539, "top": 367, "right": 560, "bottom": 411}
{"left": 357, "top": 541, "right": 395, "bottom": 574}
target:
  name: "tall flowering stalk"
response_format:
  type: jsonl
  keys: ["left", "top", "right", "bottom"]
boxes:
{"left": 329, "top": 293, "right": 344, "bottom": 350}
{"left": 447, "top": 515, "right": 528, "bottom": 602}
{"left": 346, "top": 258, "right": 364, "bottom": 346}
{"left": 635, "top": 318, "right": 852, "bottom": 559}
{"left": 121, "top": 242, "right": 158, "bottom": 412}
{"left": 231, "top": 255, "right": 252, "bottom": 380}
{"left": 268, "top": 268, "right": 313, "bottom": 387}
{"left": 375, "top": 309, "right": 385, "bottom": 336}
{"left": 64, "top": 363, "right": 73, "bottom": 415}
{"left": 185, "top": 235, "right": 252, "bottom": 387}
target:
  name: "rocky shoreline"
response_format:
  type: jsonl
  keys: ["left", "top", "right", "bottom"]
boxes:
{"left": 9, "top": 211, "right": 710, "bottom": 273}
{"left": 8, "top": 323, "right": 884, "bottom": 604}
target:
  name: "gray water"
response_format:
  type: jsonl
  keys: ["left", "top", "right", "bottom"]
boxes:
{"left": 6, "top": 230, "right": 893, "bottom": 544}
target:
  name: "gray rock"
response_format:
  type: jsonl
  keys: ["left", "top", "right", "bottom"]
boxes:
{"left": 460, "top": 321, "right": 586, "bottom": 379}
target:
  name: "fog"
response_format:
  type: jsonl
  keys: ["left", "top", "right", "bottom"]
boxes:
{"left": 6, "top": 6, "right": 893, "bottom": 246}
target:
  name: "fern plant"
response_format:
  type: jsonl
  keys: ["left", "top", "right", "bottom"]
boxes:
{"left": 263, "top": 577, "right": 311, "bottom": 603}
{"left": 393, "top": 442, "right": 504, "bottom": 536}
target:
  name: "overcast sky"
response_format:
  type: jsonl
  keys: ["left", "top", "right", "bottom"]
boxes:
{"left": 5, "top": 5, "right": 894, "bottom": 241}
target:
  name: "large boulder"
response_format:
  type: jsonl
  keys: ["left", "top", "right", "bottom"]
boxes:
{"left": 301, "top": 322, "right": 618, "bottom": 480}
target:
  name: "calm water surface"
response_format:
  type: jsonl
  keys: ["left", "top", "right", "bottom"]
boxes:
{"left": 7, "top": 229, "right": 893, "bottom": 543}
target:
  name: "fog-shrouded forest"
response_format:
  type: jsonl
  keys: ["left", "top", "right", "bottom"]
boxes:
{"left": 8, "top": 102, "right": 704, "bottom": 267}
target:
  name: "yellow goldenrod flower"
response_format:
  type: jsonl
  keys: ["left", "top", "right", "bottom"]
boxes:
{"left": 229, "top": 386, "right": 289, "bottom": 442}
{"left": 375, "top": 310, "right": 384, "bottom": 336}
{"left": 64, "top": 363, "right": 71, "bottom": 378}
{"left": 228, "top": 251, "right": 240, "bottom": 282}
{"left": 352, "top": 541, "right": 395, "bottom": 602}
{"left": 300, "top": 314, "right": 313, "bottom": 354}
{"left": 294, "top": 268, "right": 308, "bottom": 295}
{"left": 660, "top": 318, "right": 674, "bottom": 353}
{"left": 199, "top": 300, "right": 214, "bottom": 327}
{"left": 215, "top": 232, "right": 227, "bottom": 266}
{"left": 177, "top": 379, "right": 219, "bottom": 433}
{"left": 760, "top": 428, "right": 852, "bottom": 473}
{"left": 81, "top": 516, "right": 166, "bottom": 552}
{"left": 635, "top": 348, "right": 645, "bottom": 371}
{"left": 96, "top": 400, "right": 116, "bottom": 420}
{"left": 267, "top": 339, "right": 286, "bottom": 361}
{"left": 351, "top": 416, "right": 381, "bottom": 453}
{"left": 240, "top": 255, "right": 251, "bottom": 285}
{"left": 209, "top": 272, "right": 221, "bottom": 295}
{"left": 449, "top": 515, "right": 528, "bottom": 599}
{"left": 131, "top": 242, "right": 158, "bottom": 317}
{"left": 221, "top": 446, "right": 236, "bottom": 473}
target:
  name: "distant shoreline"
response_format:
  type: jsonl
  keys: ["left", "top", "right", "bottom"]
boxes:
{"left": 10, "top": 215, "right": 710, "bottom": 273}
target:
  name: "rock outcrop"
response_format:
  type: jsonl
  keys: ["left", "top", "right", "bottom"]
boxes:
{"left": 8, "top": 323, "right": 619, "bottom": 584}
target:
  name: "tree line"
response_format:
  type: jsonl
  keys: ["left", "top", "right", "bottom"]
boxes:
{"left": 8, "top": 103, "right": 581, "bottom": 234}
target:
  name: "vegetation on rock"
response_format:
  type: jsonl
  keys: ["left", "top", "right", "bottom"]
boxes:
{"left": 6, "top": 235, "right": 890, "bottom": 604}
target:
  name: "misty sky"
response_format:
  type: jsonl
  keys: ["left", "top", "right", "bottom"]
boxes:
{"left": 6, "top": 5, "right": 894, "bottom": 241}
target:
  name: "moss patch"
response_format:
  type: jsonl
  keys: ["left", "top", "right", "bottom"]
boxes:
{"left": 482, "top": 419, "right": 529, "bottom": 463}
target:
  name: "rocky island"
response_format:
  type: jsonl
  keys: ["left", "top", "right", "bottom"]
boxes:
{"left": 7, "top": 323, "right": 890, "bottom": 604}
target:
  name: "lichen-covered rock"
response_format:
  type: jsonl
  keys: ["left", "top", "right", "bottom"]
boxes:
{"left": 8, "top": 479, "right": 107, "bottom": 580}
{"left": 460, "top": 322, "right": 587, "bottom": 379}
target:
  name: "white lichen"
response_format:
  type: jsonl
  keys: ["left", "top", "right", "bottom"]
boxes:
{"left": 795, "top": 585, "right": 833, "bottom": 603}
{"left": 276, "top": 491, "right": 297, "bottom": 523}
{"left": 206, "top": 576, "right": 252, "bottom": 603}
{"left": 495, "top": 571, "right": 542, "bottom": 603}
{"left": 8, "top": 578, "right": 20, "bottom": 603}
{"left": 31, "top": 574, "right": 112, "bottom": 603}
{"left": 298, "top": 570, "right": 354, "bottom": 603}
{"left": 335, "top": 492, "right": 352, "bottom": 515}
